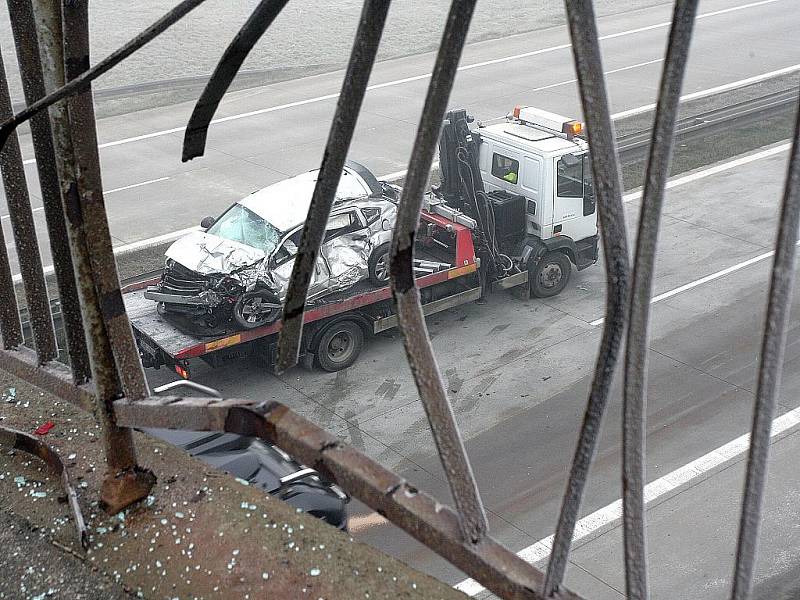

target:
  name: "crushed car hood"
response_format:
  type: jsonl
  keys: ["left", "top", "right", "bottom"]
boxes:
{"left": 165, "top": 230, "right": 265, "bottom": 275}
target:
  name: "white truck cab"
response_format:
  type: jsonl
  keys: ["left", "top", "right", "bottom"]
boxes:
{"left": 477, "top": 106, "right": 597, "bottom": 246}
{"left": 433, "top": 107, "right": 598, "bottom": 297}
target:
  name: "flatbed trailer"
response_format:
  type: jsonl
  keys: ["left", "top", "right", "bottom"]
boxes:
{"left": 126, "top": 210, "right": 529, "bottom": 377}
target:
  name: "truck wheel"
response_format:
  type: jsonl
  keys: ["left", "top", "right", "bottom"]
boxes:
{"left": 368, "top": 243, "right": 391, "bottom": 285}
{"left": 315, "top": 320, "right": 364, "bottom": 372}
{"left": 233, "top": 291, "right": 281, "bottom": 329}
{"left": 530, "top": 252, "right": 571, "bottom": 298}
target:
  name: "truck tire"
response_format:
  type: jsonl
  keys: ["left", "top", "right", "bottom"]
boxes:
{"left": 314, "top": 320, "right": 364, "bottom": 372}
{"left": 530, "top": 252, "right": 571, "bottom": 298}
{"left": 368, "top": 243, "right": 391, "bottom": 285}
{"left": 233, "top": 290, "right": 281, "bottom": 329}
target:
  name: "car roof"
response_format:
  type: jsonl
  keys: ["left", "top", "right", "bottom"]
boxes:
{"left": 239, "top": 165, "right": 375, "bottom": 232}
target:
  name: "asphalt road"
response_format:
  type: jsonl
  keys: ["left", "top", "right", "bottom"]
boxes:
{"left": 3, "top": 1, "right": 800, "bottom": 597}
{"left": 2, "top": 0, "right": 799, "bottom": 275}
{"left": 143, "top": 141, "right": 800, "bottom": 599}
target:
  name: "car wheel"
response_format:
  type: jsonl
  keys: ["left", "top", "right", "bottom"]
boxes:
{"left": 530, "top": 252, "right": 571, "bottom": 298}
{"left": 233, "top": 290, "right": 281, "bottom": 329}
{"left": 314, "top": 320, "right": 364, "bottom": 372}
{"left": 368, "top": 242, "right": 391, "bottom": 285}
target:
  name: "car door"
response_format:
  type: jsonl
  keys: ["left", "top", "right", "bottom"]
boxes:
{"left": 270, "top": 228, "right": 330, "bottom": 301}
{"left": 319, "top": 209, "right": 370, "bottom": 293}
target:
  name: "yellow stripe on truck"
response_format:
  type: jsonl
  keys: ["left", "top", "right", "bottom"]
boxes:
{"left": 448, "top": 263, "right": 477, "bottom": 279}
{"left": 205, "top": 334, "right": 241, "bottom": 352}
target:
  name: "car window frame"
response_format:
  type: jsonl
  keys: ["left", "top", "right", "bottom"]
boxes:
{"left": 324, "top": 208, "right": 364, "bottom": 243}
{"left": 272, "top": 227, "right": 304, "bottom": 267}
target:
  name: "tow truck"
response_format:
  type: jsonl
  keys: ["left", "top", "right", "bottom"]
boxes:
{"left": 125, "top": 106, "right": 598, "bottom": 377}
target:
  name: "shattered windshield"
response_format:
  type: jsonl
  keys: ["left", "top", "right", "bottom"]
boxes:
{"left": 206, "top": 203, "right": 283, "bottom": 255}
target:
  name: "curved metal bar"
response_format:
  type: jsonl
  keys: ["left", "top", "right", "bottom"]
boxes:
{"left": 730, "top": 94, "right": 800, "bottom": 600}
{"left": 276, "top": 0, "right": 392, "bottom": 372}
{"left": 389, "top": 0, "right": 487, "bottom": 544}
{"left": 182, "top": 0, "right": 291, "bottom": 162}
{"left": 152, "top": 379, "right": 222, "bottom": 398}
{"left": 542, "top": 1, "right": 631, "bottom": 595}
{"left": 0, "top": 426, "right": 88, "bottom": 549}
{"left": 621, "top": 2, "right": 699, "bottom": 598}
{"left": 0, "top": 0, "right": 209, "bottom": 153}
{"left": 622, "top": 0, "right": 698, "bottom": 600}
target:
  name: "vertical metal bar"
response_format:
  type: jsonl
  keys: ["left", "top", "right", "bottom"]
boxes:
{"left": 182, "top": 0, "right": 291, "bottom": 161}
{"left": 58, "top": 0, "right": 149, "bottom": 402}
{"left": 0, "top": 46, "right": 57, "bottom": 358}
{"left": 389, "top": 0, "right": 487, "bottom": 544}
{"left": 277, "top": 0, "right": 392, "bottom": 372}
{"left": 543, "top": 0, "right": 631, "bottom": 595}
{"left": 8, "top": 0, "right": 89, "bottom": 377}
{"left": 622, "top": 3, "right": 698, "bottom": 599}
{"left": 730, "top": 94, "right": 800, "bottom": 600}
{"left": 0, "top": 50, "right": 29, "bottom": 350}
{"left": 37, "top": 0, "right": 153, "bottom": 509}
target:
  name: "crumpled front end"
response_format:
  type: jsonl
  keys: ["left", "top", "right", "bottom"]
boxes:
{"left": 144, "top": 257, "right": 278, "bottom": 330}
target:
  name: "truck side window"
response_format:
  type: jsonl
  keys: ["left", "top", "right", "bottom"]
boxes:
{"left": 557, "top": 154, "right": 583, "bottom": 198}
{"left": 491, "top": 153, "right": 519, "bottom": 185}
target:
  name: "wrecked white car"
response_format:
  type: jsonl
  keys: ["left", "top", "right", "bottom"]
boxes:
{"left": 144, "top": 162, "right": 399, "bottom": 330}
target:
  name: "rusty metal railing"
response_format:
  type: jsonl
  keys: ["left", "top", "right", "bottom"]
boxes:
{"left": 0, "top": 0, "right": 798, "bottom": 598}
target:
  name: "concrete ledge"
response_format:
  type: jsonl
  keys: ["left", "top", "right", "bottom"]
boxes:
{"left": 0, "top": 370, "right": 465, "bottom": 600}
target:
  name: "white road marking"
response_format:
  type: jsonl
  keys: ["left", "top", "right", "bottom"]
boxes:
{"left": 589, "top": 143, "right": 793, "bottom": 327}
{"left": 612, "top": 64, "right": 800, "bottom": 120}
{"left": 105, "top": 176, "right": 170, "bottom": 194}
{"left": 1, "top": 176, "right": 170, "bottom": 221}
{"left": 18, "top": 0, "right": 784, "bottom": 166}
{"left": 454, "top": 402, "right": 800, "bottom": 596}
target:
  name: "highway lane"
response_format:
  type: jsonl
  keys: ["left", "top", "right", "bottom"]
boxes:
{"left": 142, "top": 143, "right": 800, "bottom": 597}
{"left": 1, "top": 0, "right": 798, "bottom": 274}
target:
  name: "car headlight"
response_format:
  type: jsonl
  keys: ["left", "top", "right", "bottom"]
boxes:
{"left": 165, "top": 258, "right": 175, "bottom": 269}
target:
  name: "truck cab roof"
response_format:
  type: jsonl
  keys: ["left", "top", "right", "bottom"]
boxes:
{"left": 478, "top": 121, "right": 589, "bottom": 158}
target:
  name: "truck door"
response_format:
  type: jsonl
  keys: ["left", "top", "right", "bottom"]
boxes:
{"left": 520, "top": 155, "right": 544, "bottom": 236}
{"left": 553, "top": 153, "right": 596, "bottom": 241}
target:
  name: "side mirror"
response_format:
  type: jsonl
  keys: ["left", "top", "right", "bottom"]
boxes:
{"left": 200, "top": 216, "right": 216, "bottom": 229}
{"left": 560, "top": 153, "right": 580, "bottom": 168}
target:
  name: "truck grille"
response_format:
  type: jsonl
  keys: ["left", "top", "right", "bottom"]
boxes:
{"left": 160, "top": 263, "right": 208, "bottom": 296}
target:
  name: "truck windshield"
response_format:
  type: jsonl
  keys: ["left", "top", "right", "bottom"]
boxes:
{"left": 206, "top": 204, "right": 283, "bottom": 255}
